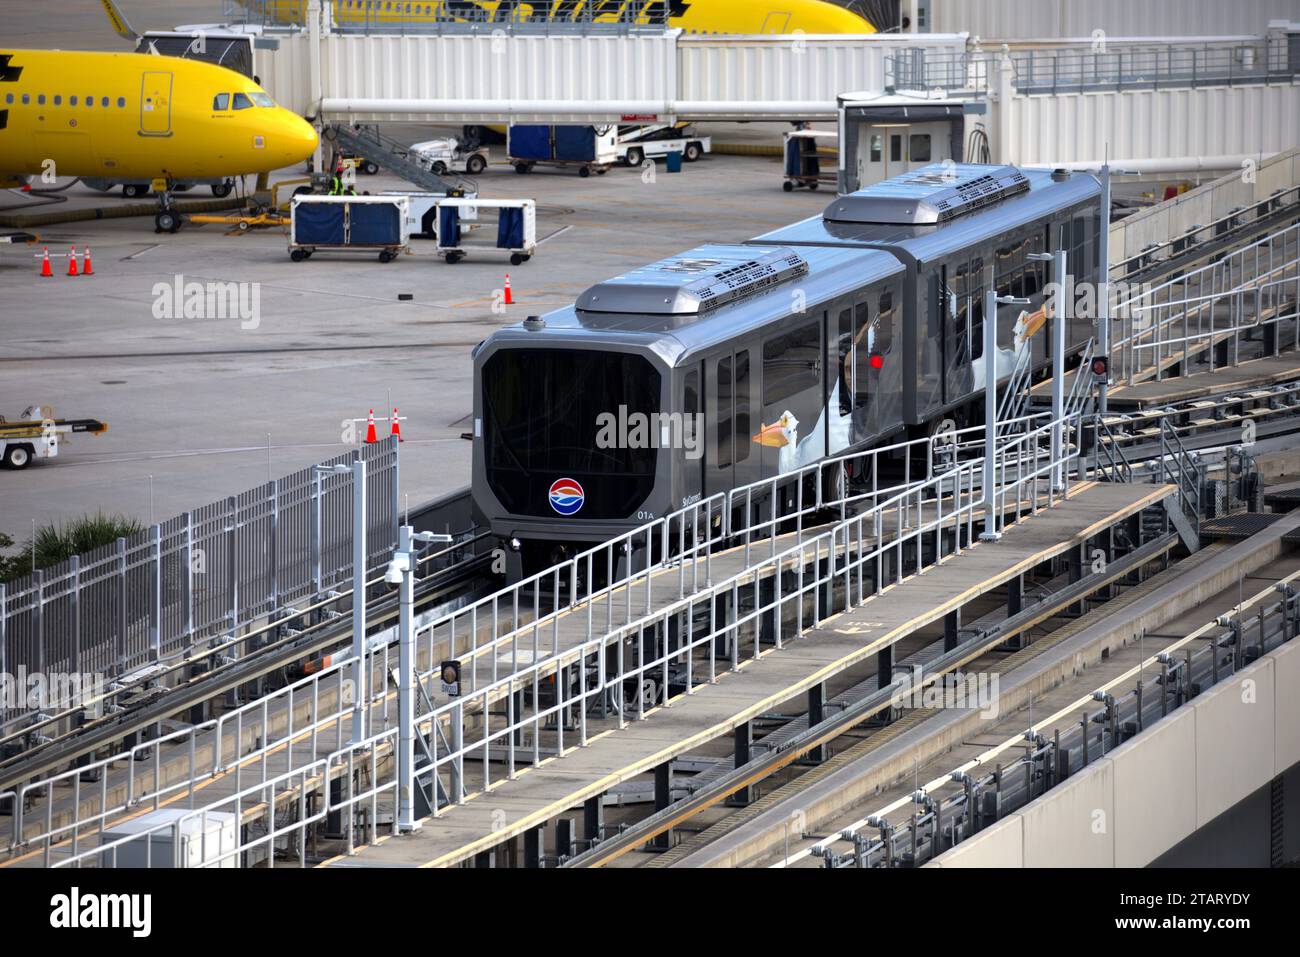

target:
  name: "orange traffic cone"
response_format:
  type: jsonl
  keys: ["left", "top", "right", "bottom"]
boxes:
{"left": 365, "top": 409, "right": 378, "bottom": 444}
{"left": 81, "top": 247, "right": 94, "bottom": 276}
{"left": 390, "top": 407, "right": 403, "bottom": 442}
{"left": 503, "top": 273, "right": 513, "bottom": 305}
{"left": 39, "top": 247, "right": 52, "bottom": 278}
{"left": 66, "top": 246, "right": 78, "bottom": 277}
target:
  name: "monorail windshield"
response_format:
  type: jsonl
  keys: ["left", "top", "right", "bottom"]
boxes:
{"left": 482, "top": 349, "right": 661, "bottom": 519}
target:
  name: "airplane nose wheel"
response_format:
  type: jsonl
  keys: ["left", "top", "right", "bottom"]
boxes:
{"left": 155, "top": 210, "right": 181, "bottom": 234}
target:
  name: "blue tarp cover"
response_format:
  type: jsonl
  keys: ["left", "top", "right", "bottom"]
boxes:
{"left": 784, "top": 138, "right": 801, "bottom": 176}
{"left": 348, "top": 202, "right": 402, "bottom": 245}
{"left": 554, "top": 125, "right": 596, "bottom": 162}
{"left": 294, "top": 202, "right": 345, "bottom": 245}
{"left": 439, "top": 206, "right": 461, "bottom": 247}
{"left": 509, "top": 125, "right": 552, "bottom": 161}
{"left": 496, "top": 207, "right": 525, "bottom": 249}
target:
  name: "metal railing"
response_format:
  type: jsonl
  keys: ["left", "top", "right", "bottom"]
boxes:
{"left": 1110, "top": 184, "right": 1300, "bottom": 282}
{"left": 0, "top": 438, "right": 399, "bottom": 738}
{"left": 811, "top": 569, "right": 1300, "bottom": 868}
{"left": 4, "top": 655, "right": 359, "bottom": 865}
{"left": 410, "top": 413, "right": 1078, "bottom": 818}
{"left": 8, "top": 408, "right": 1086, "bottom": 867}
{"left": 887, "top": 41, "right": 1300, "bottom": 96}
{"left": 1113, "top": 220, "right": 1300, "bottom": 384}
{"left": 224, "top": 0, "right": 672, "bottom": 35}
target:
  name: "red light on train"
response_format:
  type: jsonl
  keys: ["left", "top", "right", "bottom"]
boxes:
{"left": 869, "top": 354, "right": 884, "bottom": 370}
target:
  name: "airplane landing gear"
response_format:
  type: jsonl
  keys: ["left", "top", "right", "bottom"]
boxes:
{"left": 154, "top": 189, "right": 181, "bottom": 234}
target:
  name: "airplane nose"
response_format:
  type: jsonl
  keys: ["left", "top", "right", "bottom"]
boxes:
{"left": 285, "top": 113, "right": 319, "bottom": 161}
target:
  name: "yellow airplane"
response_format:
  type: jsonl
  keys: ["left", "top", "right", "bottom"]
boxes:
{"left": 236, "top": 0, "right": 876, "bottom": 34}
{"left": 0, "top": 44, "right": 318, "bottom": 232}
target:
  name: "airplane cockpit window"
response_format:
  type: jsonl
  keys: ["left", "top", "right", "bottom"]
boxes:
{"left": 249, "top": 92, "right": 275, "bottom": 107}
{"left": 213, "top": 93, "right": 230, "bottom": 110}
{"left": 232, "top": 93, "right": 253, "bottom": 110}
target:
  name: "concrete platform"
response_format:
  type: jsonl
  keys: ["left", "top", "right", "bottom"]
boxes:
{"left": 323, "top": 480, "right": 1172, "bottom": 868}
{"left": 1101, "top": 353, "right": 1300, "bottom": 410}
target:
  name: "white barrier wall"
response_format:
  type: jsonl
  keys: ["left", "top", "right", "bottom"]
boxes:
{"left": 908, "top": 0, "right": 1300, "bottom": 40}
{"left": 1107, "top": 148, "right": 1300, "bottom": 265}
{"left": 998, "top": 78, "right": 1300, "bottom": 170}
{"left": 932, "top": 638, "right": 1300, "bottom": 868}
{"left": 258, "top": 30, "right": 968, "bottom": 121}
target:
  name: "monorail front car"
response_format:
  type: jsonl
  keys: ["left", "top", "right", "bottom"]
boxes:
{"left": 471, "top": 164, "right": 1102, "bottom": 573}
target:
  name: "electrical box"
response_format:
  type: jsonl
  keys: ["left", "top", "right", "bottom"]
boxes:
{"left": 99, "top": 808, "right": 239, "bottom": 868}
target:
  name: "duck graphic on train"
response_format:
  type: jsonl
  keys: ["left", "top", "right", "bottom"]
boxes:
{"left": 472, "top": 164, "right": 1100, "bottom": 575}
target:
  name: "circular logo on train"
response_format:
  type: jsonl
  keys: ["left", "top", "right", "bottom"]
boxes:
{"left": 548, "top": 478, "right": 585, "bottom": 516}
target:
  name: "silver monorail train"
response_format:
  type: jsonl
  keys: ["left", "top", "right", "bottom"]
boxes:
{"left": 471, "top": 164, "right": 1102, "bottom": 575}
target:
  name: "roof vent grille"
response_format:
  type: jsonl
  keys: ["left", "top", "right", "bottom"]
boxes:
{"left": 577, "top": 246, "right": 808, "bottom": 316}
{"left": 824, "top": 164, "right": 1033, "bottom": 226}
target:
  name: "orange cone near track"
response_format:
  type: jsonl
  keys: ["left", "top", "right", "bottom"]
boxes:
{"left": 82, "top": 247, "right": 94, "bottom": 276}
{"left": 390, "top": 407, "right": 403, "bottom": 442}
{"left": 503, "top": 273, "right": 513, "bottom": 305}
{"left": 365, "top": 409, "right": 378, "bottom": 444}
{"left": 66, "top": 246, "right": 78, "bottom": 277}
{"left": 40, "top": 247, "right": 52, "bottom": 278}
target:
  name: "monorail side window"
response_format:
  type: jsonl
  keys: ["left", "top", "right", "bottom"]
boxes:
{"left": 683, "top": 369, "right": 700, "bottom": 461}
{"left": 763, "top": 322, "right": 820, "bottom": 405}
{"left": 717, "top": 358, "right": 733, "bottom": 467}
{"left": 734, "top": 354, "right": 751, "bottom": 464}
{"left": 875, "top": 292, "right": 894, "bottom": 355}
{"left": 837, "top": 307, "right": 854, "bottom": 416}
{"left": 716, "top": 353, "right": 752, "bottom": 468}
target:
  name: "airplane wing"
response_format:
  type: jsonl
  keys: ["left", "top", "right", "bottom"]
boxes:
{"left": 100, "top": 0, "right": 140, "bottom": 41}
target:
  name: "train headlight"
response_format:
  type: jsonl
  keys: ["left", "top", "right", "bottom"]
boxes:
{"left": 509, "top": 537, "right": 522, "bottom": 552}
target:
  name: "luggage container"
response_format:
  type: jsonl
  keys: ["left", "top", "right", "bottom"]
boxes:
{"left": 783, "top": 129, "right": 839, "bottom": 191}
{"left": 508, "top": 125, "right": 617, "bottom": 177}
{"left": 380, "top": 190, "right": 478, "bottom": 239}
{"left": 288, "top": 195, "right": 410, "bottom": 262}
{"left": 435, "top": 198, "right": 536, "bottom": 265}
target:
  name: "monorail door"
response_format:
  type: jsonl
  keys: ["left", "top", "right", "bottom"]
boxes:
{"left": 706, "top": 348, "right": 758, "bottom": 498}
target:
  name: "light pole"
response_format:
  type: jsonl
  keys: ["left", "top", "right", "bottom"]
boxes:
{"left": 387, "top": 524, "right": 452, "bottom": 832}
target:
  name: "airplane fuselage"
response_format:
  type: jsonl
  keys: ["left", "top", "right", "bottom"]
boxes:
{"left": 0, "top": 49, "right": 318, "bottom": 185}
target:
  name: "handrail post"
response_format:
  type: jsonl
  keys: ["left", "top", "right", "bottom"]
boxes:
{"left": 1052, "top": 247, "right": 1068, "bottom": 492}
{"left": 981, "top": 279, "right": 1001, "bottom": 542}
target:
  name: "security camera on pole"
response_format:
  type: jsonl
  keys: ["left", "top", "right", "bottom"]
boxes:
{"left": 387, "top": 524, "right": 452, "bottom": 832}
